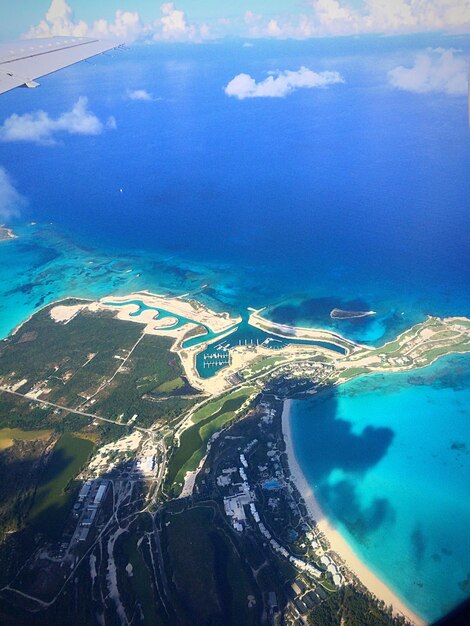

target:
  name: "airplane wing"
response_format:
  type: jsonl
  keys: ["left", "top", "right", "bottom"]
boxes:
{"left": 0, "top": 36, "right": 121, "bottom": 95}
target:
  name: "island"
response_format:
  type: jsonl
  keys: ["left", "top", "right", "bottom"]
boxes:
{"left": 0, "top": 290, "right": 468, "bottom": 626}
{"left": 330, "top": 308, "right": 377, "bottom": 319}
{"left": 0, "top": 225, "right": 17, "bottom": 242}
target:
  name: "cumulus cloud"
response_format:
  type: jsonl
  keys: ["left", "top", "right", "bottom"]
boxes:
{"left": 24, "top": 0, "right": 211, "bottom": 43}
{"left": 90, "top": 10, "right": 143, "bottom": 40}
{"left": 26, "top": 0, "right": 88, "bottom": 38}
{"left": 245, "top": 0, "right": 470, "bottom": 38}
{"left": 0, "top": 167, "right": 27, "bottom": 220}
{"left": 0, "top": 97, "right": 116, "bottom": 145}
{"left": 313, "top": 0, "right": 360, "bottom": 34}
{"left": 388, "top": 48, "right": 468, "bottom": 95}
{"left": 25, "top": 0, "right": 142, "bottom": 41}
{"left": 154, "top": 2, "right": 194, "bottom": 40}
{"left": 224, "top": 66, "right": 344, "bottom": 99}
{"left": 126, "top": 89, "right": 155, "bottom": 101}
{"left": 23, "top": 0, "right": 470, "bottom": 43}
{"left": 363, "top": 0, "right": 470, "bottom": 34}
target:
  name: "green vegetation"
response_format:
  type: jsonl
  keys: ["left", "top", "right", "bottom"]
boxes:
{"left": 29, "top": 433, "right": 94, "bottom": 539}
{"left": 120, "top": 531, "right": 159, "bottom": 625}
{"left": 165, "top": 387, "right": 255, "bottom": 496}
{"left": 163, "top": 505, "right": 259, "bottom": 626}
{"left": 338, "top": 367, "right": 370, "bottom": 379}
{"left": 319, "top": 578, "right": 337, "bottom": 593}
{"left": 93, "top": 333, "right": 195, "bottom": 426}
{"left": 0, "top": 304, "right": 142, "bottom": 400}
{"left": 0, "top": 303, "right": 198, "bottom": 432}
{"left": 425, "top": 341, "right": 470, "bottom": 362}
{"left": 308, "top": 584, "right": 410, "bottom": 626}
{"left": 0, "top": 392, "right": 54, "bottom": 431}
{"left": 0, "top": 434, "right": 53, "bottom": 540}
{"left": 191, "top": 387, "right": 254, "bottom": 424}
{"left": 378, "top": 338, "right": 409, "bottom": 355}
{"left": 181, "top": 324, "right": 206, "bottom": 340}
{"left": 244, "top": 355, "right": 286, "bottom": 375}
{"left": 154, "top": 377, "right": 185, "bottom": 394}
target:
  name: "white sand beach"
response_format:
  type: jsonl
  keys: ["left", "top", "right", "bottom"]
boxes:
{"left": 281, "top": 399, "right": 425, "bottom": 626}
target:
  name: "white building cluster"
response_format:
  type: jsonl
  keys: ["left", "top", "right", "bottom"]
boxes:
{"left": 220, "top": 452, "right": 325, "bottom": 583}
{"left": 320, "top": 555, "right": 343, "bottom": 586}
{"left": 71, "top": 479, "right": 110, "bottom": 544}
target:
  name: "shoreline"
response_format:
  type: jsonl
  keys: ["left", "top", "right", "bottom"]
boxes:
{"left": 281, "top": 399, "right": 425, "bottom": 626}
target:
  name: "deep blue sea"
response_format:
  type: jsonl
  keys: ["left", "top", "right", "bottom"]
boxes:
{"left": 0, "top": 35, "right": 469, "bottom": 621}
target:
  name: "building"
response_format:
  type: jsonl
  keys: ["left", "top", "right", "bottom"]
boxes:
{"left": 267, "top": 592, "right": 278, "bottom": 613}
{"left": 78, "top": 480, "right": 92, "bottom": 501}
{"left": 93, "top": 482, "right": 108, "bottom": 506}
{"left": 223, "top": 493, "right": 250, "bottom": 524}
{"left": 81, "top": 507, "right": 97, "bottom": 527}
{"left": 77, "top": 527, "right": 90, "bottom": 542}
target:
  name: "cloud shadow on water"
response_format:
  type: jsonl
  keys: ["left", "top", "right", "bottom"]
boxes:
{"left": 294, "top": 387, "right": 395, "bottom": 540}
{"left": 320, "top": 478, "right": 396, "bottom": 543}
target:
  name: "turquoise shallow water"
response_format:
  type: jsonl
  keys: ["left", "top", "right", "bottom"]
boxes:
{"left": 0, "top": 223, "right": 225, "bottom": 339}
{"left": 290, "top": 354, "right": 470, "bottom": 622}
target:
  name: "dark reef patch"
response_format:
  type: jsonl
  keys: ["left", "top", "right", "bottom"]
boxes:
{"left": 411, "top": 525, "right": 426, "bottom": 565}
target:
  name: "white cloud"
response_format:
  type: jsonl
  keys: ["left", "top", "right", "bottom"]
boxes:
{"left": 25, "top": 0, "right": 89, "bottom": 38}
{"left": 245, "top": 0, "right": 470, "bottom": 38}
{"left": 0, "top": 167, "right": 27, "bottom": 220}
{"left": 91, "top": 10, "right": 143, "bottom": 40}
{"left": 388, "top": 48, "right": 469, "bottom": 95}
{"left": 25, "top": 0, "right": 211, "bottom": 43}
{"left": 363, "top": 0, "right": 470, "bottom": 33}
{"left": 157, "top": 2, "right": 193, "bottom": 40}
{"left": 152, "top": 2, "right": 211, "bottom": 41}
{"left": 0, "top": 97, "right": 116, "bottom": 145}
{"left": 265, "top": 19, "right": 282, "bottom": 37}
{"left": 23, "top": 0, "right": 470, "bottom": 43}
{"left": 25, "top": 0, "right": 142, "bottom": 41}
{"left": 224, "top": 66, "right": 344, "bottom": 99}
{"left": 126, "top": 89, "right": 155, "bottom": 101}
{"left": 313, "top": 0, "right": 360, "bottom": 34}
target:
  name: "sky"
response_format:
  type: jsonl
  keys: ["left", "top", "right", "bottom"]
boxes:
{"left": 1, "top": 0, "right": 470, "bottom": 43}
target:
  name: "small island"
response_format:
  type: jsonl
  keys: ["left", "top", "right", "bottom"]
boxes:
{"left": 330, "top": 308, "right": 377, "bottom": 319}
{"left": 0, "top": 225, "right": 17, "bottom": 242}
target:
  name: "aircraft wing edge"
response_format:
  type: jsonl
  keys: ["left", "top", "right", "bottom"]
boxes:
{"left": 0, "top": 37, "right": 122, "bottom": 95}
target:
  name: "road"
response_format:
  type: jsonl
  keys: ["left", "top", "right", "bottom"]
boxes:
{"left": 0, "top": 387, "right": 124, "bottom": 427}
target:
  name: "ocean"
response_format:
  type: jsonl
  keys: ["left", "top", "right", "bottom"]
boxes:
{"left": 290, "top": 354, "right": 470, "bottom": 622}
{"left": 0, "top": 35, "right": 469, "bottom": 621}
